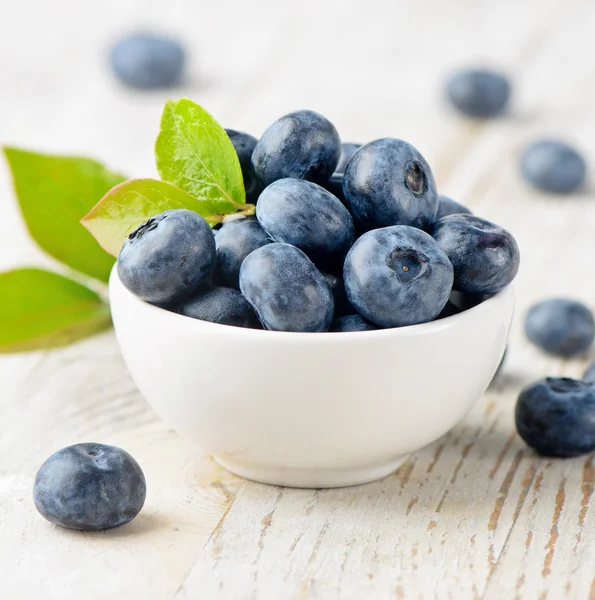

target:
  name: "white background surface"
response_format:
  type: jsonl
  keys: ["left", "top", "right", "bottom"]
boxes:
{"left": 1, "top": 0, "right": 595, "bottom": 598}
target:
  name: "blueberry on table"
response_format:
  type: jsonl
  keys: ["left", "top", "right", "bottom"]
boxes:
{"left": 251, "top": 110, "right": 341, "bottom": 186}
{"left": 239, "top": 243, "right": 334, "bottom": 332}
{"left": 524, "top": 298, "right": 595, "bottom": 357}
{"left": 118, "top": 209, "right": 215, "bottom": 305}
{"left": 321, "top": 271, "right": 354, "bottom": 317}
{"left": 342, "top": 138, "right": 438, "bottom": 231}
{"left": 515, "top": 378, "right": 595, "bottom": 458}
{"left": 435, "top": 195, "right": 472, "bottom": 220}
{"left": 584, "top": 362, "right": 595, "bottom": 384}
{"left": 445, "top": 68, "right": 511, "bottom": 118}
{"left": 256, "top": 179, "right": 354, "bottom": 265}
{"left": 179, "top": 286, "right": 261, "bottom": 329}
{"left": 33, "top": 443, "right": 146, "bottom": 530}
{"left": 225, "top": 129, "right": 263, "bottom": 203}
{"left": 431, "top": 214, "right": 519, "bottom": 294}
{"left": 344, "top": 225, "right": 454, "bottom": 328}
{"left": 109, "top": 33, "right": 185, "bottom": 89}
{"left": 520, "top": 140, "right": 587, "bottom": 194}
{"left": 213, "top": 218, "right": 271, "bottom": 289}
{"left": 330, "top": 314, "right": 377, "bottom": 332}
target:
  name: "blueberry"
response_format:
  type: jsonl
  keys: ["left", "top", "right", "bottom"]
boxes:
{"left": 179, "top": 286, "right": 261, "bottom": 329}
{"left": 330, "top": 314, "right": 377, "bottom": 332}
{"left": 342, "top": 138, "right": 438, "bottom": 231}
{"left": 524, "top": 298, "right": 595, "bottom": 357}
{"left": 322, "top": 271, "right": 354, "bottom": 317}
{"left": 520, "top": 140, "right": 587, "bottom": 194}
{"left": 239, "top": 243, "right": 334, "bottom": 332}
{"left": 584, "top": 362, "right": 595, "bottom": 384}
{"left": 256, "top": 179, "right": 354, "bottom": 265}
{"left": 225, "top": 129, "right": 263, "bottom": 203}
{"left": 445, "top": 68, "right": 511, "bottom": 118}
{"left": 431, "top": 214, "right": 519, "bottom": 294}
{"left": 515, "top": 377, "right": 595, "bottom": 458}
{"left": 118, "top": 209, "right": 215, "bottom": 305}
{"left": 109, "top": 33, "right": 185, "bottom": 89}
{"left": 251, "top": 110, "right": 341, "bottom": 187}
{"left": 436, "top": 195, "right": 472, "bottom": 220}
{"left": 344, "top": 225, "right": 453, "bottom": 328}
{"left": 33, "top": 443, "right": 146, "bottom": 530}
{"left": 213, "top": 218, "right": 271, "bottom": 289}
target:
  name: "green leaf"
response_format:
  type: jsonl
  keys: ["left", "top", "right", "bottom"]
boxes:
{"left": 81, "top": 178, "right": 255, "bottom": 257}
{"left": 3, "top": 147, "right": 126, "bottom": 283}
{"left": 155, "top": 98, "right": 246, "bottom": 212}
{"left": 0, "top": 268, "right": 112, "bottom": 353}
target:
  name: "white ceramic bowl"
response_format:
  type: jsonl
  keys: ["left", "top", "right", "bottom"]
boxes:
{"left": 109, "top": 268, "right": 514, "bottom": 488}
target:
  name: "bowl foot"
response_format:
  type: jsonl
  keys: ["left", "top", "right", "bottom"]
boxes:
{"left": 212, "top": 455, "right": 409, "bottom": 488}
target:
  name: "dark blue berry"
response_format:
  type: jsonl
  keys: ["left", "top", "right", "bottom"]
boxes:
{"left": 342, "top": 138, "right": 438, "bottom": 231}
{"left": 515, "top": 378, "right": 595, "bottom": 458}
{"left": 520, "top": 140, "right": 587, "bottom": 194}
{"left": 109, "top": 33, "right": 185, "bottom": 89}
{"left": 431, "top": 214, "right": 519, "bottom": 294}
{"left": 330, "top": 314, "right": 377, "bottom": 332}
{"left": 239, "top": 243, "right": 334, "bottom": 332}
{"left": 251, "top": 110, "right": 341, "bottom": 187}
{"left": 344, "top": 225, "right": 453, "bottom": 328}
{"left": 213, "top": 218, "right": 271, "bottom": 289}
{"left": 256, "top": 179, "right": 354, "bottom": 265}
{"left": 117, "top": 209, "right": 215, "bottom": 305}
{"left": 524, "top": 298, "right": 595, "bottom": 357}
{"left": 436, "top": 195, "right": 472, "bottom": 220}
{"left": 225, "top": 129, "right": 263, "bottom": 203}
{"left": 179, "top": 286, "right": 261, "bottom": 329}
{"left": 33, "top": 443, "right": 146, "bottom": 530}
{"left": 445, "top": 69, "right": 511, "bottom": 118}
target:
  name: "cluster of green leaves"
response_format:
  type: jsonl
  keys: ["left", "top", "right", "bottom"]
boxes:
{"left": 1, "top": 99, "right": 251, "bottom": 352}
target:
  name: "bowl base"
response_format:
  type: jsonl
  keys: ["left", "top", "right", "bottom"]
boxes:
{"left": 212, "top": 455, "right": 409, "bottom": 488}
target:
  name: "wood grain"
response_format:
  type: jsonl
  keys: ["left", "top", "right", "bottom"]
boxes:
{"left": 2, "top": 0, "right": 595, "bottom": 598}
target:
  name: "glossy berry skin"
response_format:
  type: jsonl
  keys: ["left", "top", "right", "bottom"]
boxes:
{"left": 179, "top": 286, "right": 261, "bottom": 329}
{"left": 213, "top": 218, "right": 271, "bottom": 289}
{"left": 436, "top": 195, "right": 472, "bottom": 220}
{"left": 109, "top": 33, "right": 185, "bottom": 89}
{"left": 583, "top": 362, "right": 595, "bottom": 384}
{"left": 118, "top": 209, "right": 215, "bottom": 305}
{"left": 322, "top": 271, "right": 354, "bottom": 317}
{"left": 225, "top": 129, "right": 263, "bottom": 203}
{"left": 256, "top": 179, "right": 354, "bottom": 265}
{"left": 431, "top": 214, "right": 519, "bottom": 294}
{"left": 33, "top": 443, "right": 146, "bottom": 530}
{"left": 445, "top": 69, "right": 511, "bottom": 118}
{"left": 239, "top": 243, "right": 334, "bottom": 332}
{"left": 342, "top": 138, "right": 438, "bottom": 231}
{"left": 524, "top": 299, "right": 595, "bottom": 357}
{"left": 330, "top": 314, "right": 377, "bottom": 332}
{"left": 344, "top": 225, "right": 454, "bottom": 328}
{"left": 520, "top": 140, "right": 586, "bottom": 194}
{"left": 515, "top": 378, "right": 595, "bottom": 458}
{"left": 251, "top": 110, "right": 341, "bottom": 187}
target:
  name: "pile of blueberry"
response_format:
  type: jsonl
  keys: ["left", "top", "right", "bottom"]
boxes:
{"left": 117, "top": 110, "right": 520, "bottom": 333}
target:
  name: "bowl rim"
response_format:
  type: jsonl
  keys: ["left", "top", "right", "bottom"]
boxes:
{"left": 109, "top": 265, "right": 514, "bottom": 344}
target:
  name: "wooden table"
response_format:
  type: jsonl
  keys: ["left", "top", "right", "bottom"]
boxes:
{"left": 2, "top": 1, "right": 595, "bottom": 597}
